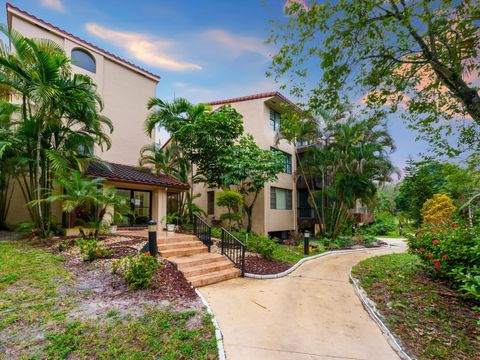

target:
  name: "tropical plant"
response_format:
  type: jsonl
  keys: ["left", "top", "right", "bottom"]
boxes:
{"left": 112, "top": 252, "right": 159, "bottom": 290}
{"left": 278, "top": 108, "right": 396, "bottom": 239}
{"left": 221, "top": 135, "right": 284, "bottom": 232}
{"left": 0, "top": 26, "right": 112, "bottom": 237}
{"left": 216, "top": 190, "right": 243, "bottom": 229}
{"left": 139, "top": 142, "right": 178, "bottom": 177}
{"left": 269, "top": 0, "right": 480, "bottom": 156}
{"left": 77, "top": 238, "right": 110, "bottom": 261}
{"left": 0, "top": 100, "right": 19, "bottom": 229}
{"left": 408, "top": 222, "right": 480, "bottom": 301}
{"left": 421, "top": 194, "right": 457, "bottom": 225}
{"left": 145, "top": 98, "right": 243, "bottom": 188}
{"left": 38, "top": 171, "right": 130, "bottom": 239}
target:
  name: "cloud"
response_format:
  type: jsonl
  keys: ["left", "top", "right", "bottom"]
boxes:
{"left": 41, "top": 0, "right": 64, "bottom": 12}
{"left": 200, "top": 29, "right": 270, "bottom": 59}
{"left": 173, "top": 82, "right": 215, "bottom": 97}
{"left": 85, "top": 23, "right": 202, "bottom": 71}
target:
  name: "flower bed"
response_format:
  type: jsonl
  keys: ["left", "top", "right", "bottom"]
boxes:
{"left": 408, "top": 223, "right": 480, "bottom": 301}
{"left": 352, "top": 253, "right": 480, "bottom": 360}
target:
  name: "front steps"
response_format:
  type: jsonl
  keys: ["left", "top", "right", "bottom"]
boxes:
{"left": 158, "top": 234, "right": 241, "bottom": 287}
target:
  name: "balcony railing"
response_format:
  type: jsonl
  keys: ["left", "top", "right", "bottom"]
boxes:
{"left": 298, "top": 207, "right": 314, "bottom": 219}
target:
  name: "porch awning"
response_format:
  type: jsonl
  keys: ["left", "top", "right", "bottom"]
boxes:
{"left": 86, "top": 162, "right": 189, "bottom": 190}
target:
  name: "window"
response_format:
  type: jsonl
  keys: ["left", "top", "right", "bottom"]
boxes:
{"left": 71, "top": 48, "right": 96, "bottom": 73}
{"left": 269, "top": 109, "right": 281, "bottom": 131}
{"left": 270, "top": 187, "right": 292, "bottom": 210}
{"left": 207, "top": 191, "right": 215, "bottom": 215}
{"left": 271, "top": 147, "right": 292, "bottom": 174}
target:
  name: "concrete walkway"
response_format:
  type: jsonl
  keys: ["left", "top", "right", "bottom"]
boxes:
{"left": 199, "top": 246, "right": 406, "bottom": 360}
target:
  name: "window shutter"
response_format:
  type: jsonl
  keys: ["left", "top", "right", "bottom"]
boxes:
{"left": 270, "top": 187, "right": 276, "bottom": 209}
{"left": 286, "top": 190, "right": 292, "bottom": 210}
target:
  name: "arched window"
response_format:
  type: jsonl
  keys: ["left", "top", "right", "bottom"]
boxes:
{"left": 71, "top": 48, "right": 96, "bottom": 73}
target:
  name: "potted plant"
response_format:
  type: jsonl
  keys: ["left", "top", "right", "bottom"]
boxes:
{"left": 163, "top": 213, "right": 179, "bottom": 232}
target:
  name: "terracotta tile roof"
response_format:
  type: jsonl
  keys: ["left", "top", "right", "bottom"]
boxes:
{"left": 86, "top": 162, "right": 188, "bottom": 189}
{"left": 6, "top": 3, "right": 160, "bottom": 82}
{"left": 206, "top": 91, "right": 294, "bottom": 106}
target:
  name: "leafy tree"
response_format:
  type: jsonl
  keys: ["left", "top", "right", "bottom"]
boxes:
{"left": 145, "top": 98, "right": 243, "bottom": 187}
{"left": 269, "top": 0, "right": 480, "bottom": 155}
{"left": 395, "top": 160, "right": 446, "bottom": 224}
{"left": 216, "top": 190, "right": 243, "bottom": 229}
{"left": 279, "top": 107, "right": 396, "bottom": 238}
{"left": 221, "top": 135, "right": 284, "bottom": 232}
{"left": 0, "top": 27, "right": 112, "bottom": 237}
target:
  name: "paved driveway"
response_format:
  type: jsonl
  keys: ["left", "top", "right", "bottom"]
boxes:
{"left": 199, "top": 247, "right": 405, "bottom": 360}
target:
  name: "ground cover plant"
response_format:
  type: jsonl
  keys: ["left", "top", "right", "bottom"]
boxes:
{"left": 0, "top": 240, "right": 217, "bottom": 359}
{"left": 352, "top": 253, "right": 480, "bottom": 360}
{"left": 408, "top": 222, "right": 480, "bottom": 302}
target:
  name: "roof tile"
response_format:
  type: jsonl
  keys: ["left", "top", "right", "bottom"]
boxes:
{"left": 86, "top": 162, "right": 188, "bottom": 189}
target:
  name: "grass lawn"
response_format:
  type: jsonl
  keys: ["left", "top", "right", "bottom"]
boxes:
{"left": 352, "top": 253, "right": 480, "bottom": 360}
{"left": 0, "top": 241, "right": 217, "bottom": 359}
{"left": 272, "top": 244, "right": 323, "bottom": 264}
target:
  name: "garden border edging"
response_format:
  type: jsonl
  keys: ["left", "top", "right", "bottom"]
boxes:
{"left": 195, "top": 288, "right": 226, "bottom": 360}
{"left": 245, "top": 247, "right": 389, "bottom": 279}
{"left": 349, "top": 271, "right": 413, "bottom": 360}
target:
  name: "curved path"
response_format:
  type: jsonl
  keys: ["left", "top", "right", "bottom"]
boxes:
{"left": 199, "top": 246, "right": 406, "bottom": 360}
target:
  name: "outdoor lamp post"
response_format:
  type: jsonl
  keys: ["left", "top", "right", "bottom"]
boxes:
{"left": 304, "top": 230, "right": 310, "bottom": 255}
{"left": 147, "top": 220, "right": 158, "bottom": 256}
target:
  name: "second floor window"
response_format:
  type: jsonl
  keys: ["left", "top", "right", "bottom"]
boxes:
{"left": 270, "top": 187, "right": 292, "bottom": 210}
{"left": 269, "top": 109, "right": 281, "bottom": 131}
{"left": 271, "top": 147, "right": 292, "bottom": 174}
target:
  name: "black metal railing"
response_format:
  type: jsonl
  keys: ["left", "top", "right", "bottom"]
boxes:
{"left": 298, "top": 207, "right": 314, "bottom": 219}
{"left": 193, "top": 214, "right": 212, "bottom": 252}
{"left": 221, "top": 228, "right": 246, "bottom": 277}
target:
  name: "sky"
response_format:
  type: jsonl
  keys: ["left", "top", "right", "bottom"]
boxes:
{"left": 0, "top": 0, "right": 463, "bottom": 176}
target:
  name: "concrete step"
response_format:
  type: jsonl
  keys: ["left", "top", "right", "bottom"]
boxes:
{"left": 158, "top": 235, "right": 198, "bottom": 244}
{"left": 188, "top": 267, "right": 241, "bottom": 287}
{"left": 158, "top": 241, "right": 203, "bottom": 251}
{"left": 169, "top": 253, "right": 226, "bottom": 270}
{"left": 181, "top": 259, "right": 235, "bottom": 278}
{"left": 160, "top": 246, "right": 207, "bottom": 258}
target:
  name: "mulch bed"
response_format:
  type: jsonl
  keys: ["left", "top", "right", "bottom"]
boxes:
{"left": 244, "top": 255, "right": 291, "bottom": 275}
{"left": 354, "top": 255, "right": 480, "bottom": 360}
{"left": 149, "top": 262, "right": 197, "bottom": 300}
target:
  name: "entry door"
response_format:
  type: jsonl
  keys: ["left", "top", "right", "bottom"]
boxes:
{"left": 116, "top": 189, "right": 152, "bottom": 226}
{"left": 132, "top": 191, "right": 151, "bottom": 225}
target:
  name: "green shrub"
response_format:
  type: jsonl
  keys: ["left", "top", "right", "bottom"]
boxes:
{"left": 76, "top": 238, "right": 110, "bottom": 261}
{"left": 211, "top": 227, "right": 222, "bottom": 239}
{"left": 362, "top": 211, "right": 396, "bottom": 236}
{"left": 112, "top": 252, "right": 159, "bottom": 290}
{"left": 245, "top": 233, "right": 278, "bottom": 260}
{"left": 216, "top": 190, "right": 243, "bottom": 228}
{"left": 408, "top": 223, "right": 480, "bottom": 301}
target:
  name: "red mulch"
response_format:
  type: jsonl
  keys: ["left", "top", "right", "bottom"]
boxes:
{"left": 149, "top": 262, "right": 197, "bottom": 300}
{"left": 245, "top": 255, "right": 291, "bottom": 275}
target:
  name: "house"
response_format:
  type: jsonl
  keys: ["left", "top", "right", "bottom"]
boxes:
{"left": 5, "top": 3, "right": 187, "bottom": 228}
{"left": 193, "top": 92, "right": 298, "bottom": 238}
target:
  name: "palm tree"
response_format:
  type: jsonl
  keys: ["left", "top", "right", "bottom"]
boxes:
{"left": 0, "top": 100, "right": 20, "bottom": 229}
{"left": 0, "top": 26, "right": 112, "bottom": 237}
{"left": 39, "top": 171, "right": 130, "bottom": 239}
{"left": 139, "top": 141, "right": 179, "bottom": 176}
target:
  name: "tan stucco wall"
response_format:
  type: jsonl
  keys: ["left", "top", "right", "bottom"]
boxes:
{"left": 10, "top": 14, "right": 158, "bottom": 166}
{"left": 193, "top": 97, "right": 297, "bottom": 236}
{"left": 6, "top": 13, "right": 158, "bottom": 226}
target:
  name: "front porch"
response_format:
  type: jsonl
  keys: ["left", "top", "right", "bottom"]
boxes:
{"left": 86, "top": 162, "right": 189, "bottom": 230}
